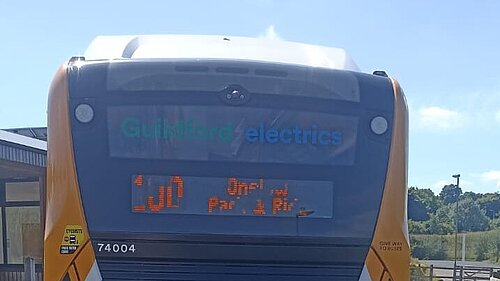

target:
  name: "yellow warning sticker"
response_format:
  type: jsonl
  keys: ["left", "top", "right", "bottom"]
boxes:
{"left": 60, "top": 225, "right": 84, "bottom": 254}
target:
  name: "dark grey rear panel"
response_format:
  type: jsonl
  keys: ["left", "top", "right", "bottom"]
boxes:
{"left": 68, "top": 60, "right": 395, "bottom": 280}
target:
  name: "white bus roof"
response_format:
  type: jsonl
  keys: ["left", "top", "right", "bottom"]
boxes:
{"left": 84, "top": 35, "right": 359, "bottom": 71}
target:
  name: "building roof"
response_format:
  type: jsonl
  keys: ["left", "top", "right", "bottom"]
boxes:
{"left": 4, "top": 127, "right": 47, "bottom": 142}
{"left": 0, "top": 129, "right": 47, "bottom": 150}
{"left": 0, "top": 129, "right": 47, "bottom": 179}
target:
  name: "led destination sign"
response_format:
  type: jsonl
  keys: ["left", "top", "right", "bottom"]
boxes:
{"left": 131, "top": 175, "right": 334, "bottom": 218}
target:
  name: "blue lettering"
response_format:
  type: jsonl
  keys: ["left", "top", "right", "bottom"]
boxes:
{"left": 244, "top": 125, "right": 343, "bottom": 146}
{"left": 331, "top": 131, "right": 342, "bottom": 145}
{"left": 311, "top": 125, "right": 318, "bottom": 145}
{"left": 292, "top": 127, "right": 302, "bottom": 144}
{"left": 319, "top": 131, "right": 330, "bottom": 145}
{"left": 302, "top": 129, "right": 312, "bottom": 144}
{"left": 279, "top": 129, "right": 292, "bottom": 144}
{"left": 245, "top": 128, "right": 258, "bottom": 143}
{"left": 265, "top": 128, "right": 279, "bottom": 143}
{"left": 258, "top": 123, "right": 265, "bottom": 144}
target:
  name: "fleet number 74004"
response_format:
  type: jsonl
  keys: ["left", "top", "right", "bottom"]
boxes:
{"left": 97, "top": 243, "right": 136, "bottom": 254}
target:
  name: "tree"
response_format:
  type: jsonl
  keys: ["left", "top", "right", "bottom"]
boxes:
{"left": 427, "top": 205, "right": 454, "bottom": 234}
{"left": 478, "top": 193, "right": 500, "bottom": 219}
{"left": 408, "top": 220, "right": 428, "bottom": 234}
{"left": 458, "top": 198, "right": 490, "bottom": 232}
{"left": 491, "top": 218, "right": 500, "bottom": 229}
{"left": 439, "top": 184, "right": 462, "bottom": 204}
{"left": 462, "top": 191, "right": 481, "bottom": 201}
{"left": 408, "top": 186, "right": 441, "bottom": 221}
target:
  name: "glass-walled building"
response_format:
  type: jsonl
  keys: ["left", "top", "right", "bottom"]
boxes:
{"left": 0, "top": 128, "right": 46, "bottom": 276}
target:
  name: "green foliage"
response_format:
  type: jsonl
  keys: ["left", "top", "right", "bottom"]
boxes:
{"left": 408, "top": 186, "right": 499, "bottom": 236}
{"left": 411, "top": 230, "right": 500, "bottom": 262}
{"left": 478, "top": 193, "right": 500, "bottom": 219}
{"left": 457, "top": 198, "right": 490, "bottom": 232}
{"left": 474, "top": 234, "right": 491, "bottom": 261}
{"left": 411, "top": 235, "right": 448, "bottom": 259}
{"left": 410, "top": 259, "right": 431, "bottom": 281}
{"left": 491, "top": 218, "right": 500, "bottom": 229}
{"left": 439, "top": 184, "right": 462, "bottom": 204}
{"left": 427, "top": 205, "right": 454, "bottom": 234}
{"left": 409, "top": 220, "right": 428, "bottom": 234}
{"left": 409, "top": 186, "right": 442, "bottom": 221}
{"left": 489, "top": 230, "right": 500, "bottom": 262}
{"left": 407, "top": 186, "right": 500, "bottom": 261}
{"left": 462, "top": 191, "right": 481, "bottom": 201}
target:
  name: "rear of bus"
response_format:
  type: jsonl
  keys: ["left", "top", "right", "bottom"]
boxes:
{"left": 45, "top": 35, "right": 409, "bottom": 281}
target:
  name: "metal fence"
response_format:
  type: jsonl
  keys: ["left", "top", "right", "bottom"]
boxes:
{"left": 411, "top": 264, "right": 500, "bottom": 281}
{"left": 0, "top": 258, "right": 42, "bottom": 281}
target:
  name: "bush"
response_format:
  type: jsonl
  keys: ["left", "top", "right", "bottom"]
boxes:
{"left": 409, "top": 220, "right": 428, "bottom": 234}
{"left": 411, "top": 235, "right": 448, "bottom": 260}
{"left": 410, "top": 259, "right": 430, "bottom": 281}
{"left": 490, "top": 230, "right": 500, "bottom": 262}
{"left": 475, "top": 234, "right": 491, "bottom": 261}
{"left": 491, "top": 218, "right": 500, "bottom": 229}
{"left": 411, "top": 231, "right": 500, "bottom": 262}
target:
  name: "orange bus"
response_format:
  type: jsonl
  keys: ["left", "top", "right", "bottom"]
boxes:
{"left": 45, "top": 35, "right": 409, "bottom": 281}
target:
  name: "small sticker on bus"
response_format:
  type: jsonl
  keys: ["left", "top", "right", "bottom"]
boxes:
{"left": 60, "top": 225, "right": 84, "bottom": 254}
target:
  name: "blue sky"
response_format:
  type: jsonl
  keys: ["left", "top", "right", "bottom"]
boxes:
{"left": 1, "top": 0, "right": 498, "bottom": 194}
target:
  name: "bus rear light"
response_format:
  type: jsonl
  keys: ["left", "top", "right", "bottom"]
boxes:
{"left": 370, "top": 116, "right": 388, "bottom": 135}
{"left": 75, "top": 104, "right": 94, "bottom": 123}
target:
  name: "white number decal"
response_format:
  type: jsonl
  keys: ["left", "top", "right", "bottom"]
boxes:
{"left": 96, "top": 243, "right": 136, "bottom": 254}
{"left": 129, "top": 244, "right": 136, "bottom": 253}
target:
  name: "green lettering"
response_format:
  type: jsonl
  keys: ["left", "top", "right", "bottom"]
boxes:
{"left": 142, "top": 123, "right": 156, "bottom": 138}
{"left": 209, "top": 127, "right": 217, "bottom": 141}
{"left": 176, "top": 121, "right": 185, "bottom": 140}
{"left": 163, "top": 119, "right": 176, "bottom": 139}
{"left": 219, "top": 122, "right": 233, "bottom": 142}
{"left": 155, "top": 119, "right": 161, "bottom": 137}
{"left": 185, "top": 120, "right": 193, "bottom": 140}
{"left": 121, "top": 117, "right": 140, "bottom": 137}
{"left": 194, "top": 126, "right": 207, "bottom": 141}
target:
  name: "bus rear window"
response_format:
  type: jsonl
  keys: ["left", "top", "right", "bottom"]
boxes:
{"left": 106, "top": 61, "right": 361, "bottom": 102}
{"left": 107, "top": 105, "right": 358, "bottom": 165}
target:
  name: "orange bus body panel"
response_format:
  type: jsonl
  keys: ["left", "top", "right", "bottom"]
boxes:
{"left": 44, "top": 65, "right": 96, "bottom": 280}
{"left": 366, "top": 80, "right": 410, "bottom": 280}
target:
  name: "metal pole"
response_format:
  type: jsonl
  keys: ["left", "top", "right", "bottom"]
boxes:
{"left": 24, "top": 256, "right": 36, "bottom": 281}
{"left": 462, "top": 233, "right": 466, "bottom": 261}
{"left": 452, "top": 174, "right": 460, "bottom": 280}
{"left": 454, "top": 189, "right": 458, "bottom": 275}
